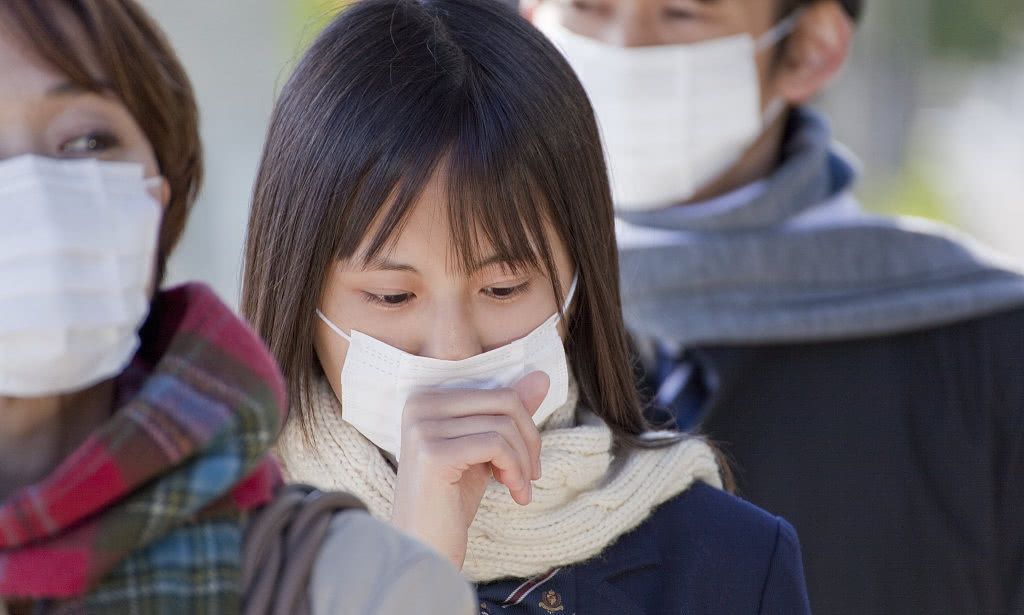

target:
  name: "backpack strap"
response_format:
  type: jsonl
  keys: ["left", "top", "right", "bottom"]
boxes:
{"left": 242, "top": 484, "right": 367, "bottom": 615}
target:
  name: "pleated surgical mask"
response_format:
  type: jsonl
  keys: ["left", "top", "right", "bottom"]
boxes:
{"left": 535, "top": 9, "right": 801, "bottom": 211}
{"left": 317, "top": 274, "right": 579, "bottom": 461}
{"left": 0, "top": 155, "right": 162, "bottom": 396}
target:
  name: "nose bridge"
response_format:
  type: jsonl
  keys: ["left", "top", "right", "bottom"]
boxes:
{"left": 422, "top": 296, "right": 483, "bottom": 361}
{"left": 0, "top": 106, "right": 39, "bottom": 160}
{"left": 610, "top": 3, "right": 662, "bottom": 47}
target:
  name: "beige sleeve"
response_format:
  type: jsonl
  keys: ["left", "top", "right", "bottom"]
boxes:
{"left": 309, "top": 512, "right": 477, "bottom": 615}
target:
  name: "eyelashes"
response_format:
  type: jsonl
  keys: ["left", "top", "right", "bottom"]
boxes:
{"left": 360, "top": 280, "right": 534, "bottom": 310}
{"left": 663, "top": 8, "right": 698, "bottom": 20}
{"left": 482, "top": 280, "right": 532, "bottom": 300}
{"left": 59, "top": 131, "right": 122, "bottom": 156}
{"left": 362, "top": 292, "right": 412, "bottom": 308}
{"left": 568, "top": 0, "right": 701, "bottom": 21}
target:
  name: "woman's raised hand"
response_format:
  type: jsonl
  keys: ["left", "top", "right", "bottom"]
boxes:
{"left": 390, "top": 371, "right": 550, "bottom": 568}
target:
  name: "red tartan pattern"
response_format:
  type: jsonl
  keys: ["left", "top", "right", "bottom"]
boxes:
{"left": 0, "top": 284, "right": 286, "bottom": 601}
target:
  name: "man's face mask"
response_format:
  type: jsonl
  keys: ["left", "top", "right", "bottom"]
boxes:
{"left": 535, "top": 8, "right": 802, "bottom": 211}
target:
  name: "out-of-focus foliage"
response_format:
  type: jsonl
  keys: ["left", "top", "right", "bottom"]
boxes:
{"left": 864, "top": 164, "right": 951, "bottom": 222}
{"left": 929, "top": 0, "right": 1024, "bottom": 60}
{"left": 291, "top": 0, "right": 348, "bottom": 49}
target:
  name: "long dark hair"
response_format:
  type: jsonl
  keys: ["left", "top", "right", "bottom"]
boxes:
{"left": 242, "top": 0, "right": 670, "bottom": 449}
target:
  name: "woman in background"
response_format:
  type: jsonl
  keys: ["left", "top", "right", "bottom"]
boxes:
{"left": 0, "top": 1, "right": 473, "bottom": 613}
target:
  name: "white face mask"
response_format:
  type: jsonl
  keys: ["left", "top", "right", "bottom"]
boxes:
{"left": 535, "top": 10, "right": 800, "bottom": 211}
{"left": 317, "top": 274, "right": 579, "bottom": 461}
{"left": 0, "top": 155, "right": 162, "bottom": 397}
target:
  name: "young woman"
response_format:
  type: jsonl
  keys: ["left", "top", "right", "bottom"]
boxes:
{"left": 242, "top": 0, "right": 811, "bottom": 613}
{"left": 0, "top": 1, "right": 473, "bottom": 613}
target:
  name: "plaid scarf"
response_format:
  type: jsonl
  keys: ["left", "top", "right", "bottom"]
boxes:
{"left": 0, "top": 284, "right": 286, "bottom": 614}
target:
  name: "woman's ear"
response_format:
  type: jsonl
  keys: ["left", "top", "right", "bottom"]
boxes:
{"left": 158, "top": 180, "right": 171, "bottom": 209}
{"left": 771, "top": 1, "right": 854, "bottom": 105}
{"left": 148, "top": 177, "right": 171, "bottom": 210}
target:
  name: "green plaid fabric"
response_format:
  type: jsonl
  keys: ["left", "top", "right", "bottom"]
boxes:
{"left": 0, "top": 285, "right": 286, "bottom": 614}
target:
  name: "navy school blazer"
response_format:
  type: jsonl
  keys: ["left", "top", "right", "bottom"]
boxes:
{"left": 476, "top": 482, "right": 811, "bottom": 614}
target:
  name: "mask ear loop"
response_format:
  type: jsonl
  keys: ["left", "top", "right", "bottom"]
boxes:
{"left": 562, "top": 273, "right": 580, "bottom": 311}
{"left": 556, "top": 273, "right": 581, "bottom": 323}
{"left": 316, "top": 309, "right": 353, "bottom": 342}
{"left": 755, "top": 8, "right": 806, "bottom": 52}
{"left": 755, "top": 8, "right": 806, "bottom": 128}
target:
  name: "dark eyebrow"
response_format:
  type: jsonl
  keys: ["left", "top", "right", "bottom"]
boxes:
{"left": 46, "top": 81, "right": 114, "bottom": 97}
{"left": 471, "top": 254, "right": 516, "bottom": 273}
{"left": 358, "top": 254, "right": 532, "bottom": 274}
{"left": 360, "top": 255, "right": 419, "bottom": 273}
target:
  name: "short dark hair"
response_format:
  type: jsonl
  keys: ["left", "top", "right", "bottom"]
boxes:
{"left": 2, "top": 0, "right": 203, "bottom": 285}
{"left": 782, "top": 0, "right": 863, "bottom": 21}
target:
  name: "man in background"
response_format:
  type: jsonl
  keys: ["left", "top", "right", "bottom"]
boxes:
{"left": 525, "top": 1, "right": 1024, "bottom": 613}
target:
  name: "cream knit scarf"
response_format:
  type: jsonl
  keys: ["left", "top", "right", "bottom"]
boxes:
{"left": 276, "top": 377, "right": 723, "bottom": 583}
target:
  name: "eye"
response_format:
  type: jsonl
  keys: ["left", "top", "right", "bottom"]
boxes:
{"left": 663, "top": 7, "right": 698, "bottom": 19}
{"left": 362, "top": 292, "right": 414, "bottom": 308}
{"left": 59, "top": 132, "right": 121, "bottom": 156}
{"left": 570, "top": 0, "right": 608, "bottom": 15}
{"left": 483, "top": 281, "right": 531, "bottom": 301}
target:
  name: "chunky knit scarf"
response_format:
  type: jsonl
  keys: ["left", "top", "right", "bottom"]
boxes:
{"left": 0, "top": 284, "right": 286, "bottom": 613}
{"left": 277, "top": 377, "right": 722, "bottom": 583}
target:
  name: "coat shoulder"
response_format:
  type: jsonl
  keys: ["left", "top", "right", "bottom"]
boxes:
{"left": 591, "top": 482, "right": 811, "bottom": 614}
{"left": 650, "top": 481, "right": 797, "bottom": 567}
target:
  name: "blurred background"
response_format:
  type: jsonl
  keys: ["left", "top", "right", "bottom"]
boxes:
{"left": 139, "top": 0, "right": 1024, "bottom": 307}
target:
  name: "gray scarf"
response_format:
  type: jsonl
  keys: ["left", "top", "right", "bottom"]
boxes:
{"left": 617, "top": 108, "right": 1024, "bottom": 347}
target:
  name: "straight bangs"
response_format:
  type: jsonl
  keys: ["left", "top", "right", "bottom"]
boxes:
{"left": 308, "top": 0, "right": 582, "bottom": 312}
{"left": 351, "top": 125, "right": 569, "bottom": 317}
{"left": 3, "top": 3, "right": 97, "bottom": 90}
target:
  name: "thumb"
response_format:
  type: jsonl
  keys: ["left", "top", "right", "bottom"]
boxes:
{"left": 512, "top": 371, "right": 550, "bottom": 417}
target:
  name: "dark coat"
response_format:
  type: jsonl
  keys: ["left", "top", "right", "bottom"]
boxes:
{"left": 668, "top": 307, "right": 1024, "bottom": 615}
{"left": 476, "top": 482, "right": 811, "bottom": 614}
